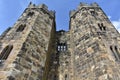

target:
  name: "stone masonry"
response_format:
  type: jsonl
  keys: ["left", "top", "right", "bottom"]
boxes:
{"left": 0, "top": 2, "right": 120, "bottom": 80}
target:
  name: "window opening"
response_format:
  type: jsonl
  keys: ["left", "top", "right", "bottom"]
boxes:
{"left": 98, "top": 23, "right": 106, "bottom": 31}
{"left": 103, "top": 26, "right": 106, "bottom": 31}
{"left": 110, "top": 46, "right": 118, "bottom": 61}
{"left": 64, "top": 46, "right": 66, "bottom": 51}
{"left": 27, "top": 12, "right": 34, "bottom": 17}
{"left": 115, "top": 46, "right": 120, "bottom": 60}
{"left": 101, "top": 23, "right": 103, "bottom": 27}
{"left": 90, "top": 11, "right": 95, "bottom": 16}
{"left": 57, "top": 43, "right": 67, "bottom": 52}
{"left": 98, "top": 23, "right": 102, "bottom": 31}
{"left": 16, "top": 24, "right": 26, "bottom": 32}
{"left": 65, "top": 74, "right": 67, "bottom": 80}
{"left": 57, "top": 46, "right": 60, "bottom": 51}
{"left": 0, "top": 45, "right": 13, "bottom": 63}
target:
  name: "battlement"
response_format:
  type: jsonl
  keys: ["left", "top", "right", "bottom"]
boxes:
{"left": 78, "top": 2, "right": 99, "bottom": 7}
{"left": 28, "top": 2, "right": 55, "bottom": 18}
{"left": 70, "top": 2, "right": 99, "bottom": 18}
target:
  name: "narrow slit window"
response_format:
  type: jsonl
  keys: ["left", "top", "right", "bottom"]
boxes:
{"left": 65, "top": 74, "right": 67, "bottom": 80}
{"left": 103, "top": 26, "right": 106, "bottom": 31}
{"left": 58, "top": 46, "right": 60, "bottom": 51}
{"left": 99, "top": 26, "right": 102, "bottom": 31}
{"left": 16, "top": 24, "right": 26, "bottom": 32}
{"left": 98, "top": 23, "right": 106, "bottom": 31}
{"left": 98, "top": 23, "right": 100, "bottom": 27}
{"left": 101, "top": 23, "right": 103, "bottom": 27}
{"left": 110, "top": 46, "right": 118, "bottom": 61}
{"left": 0, "top": 45, "right": 13, "bottom": 62}
{"left": 64, "top": 46, "right": 66, "bottom": 51}
{"left": 90, "top": 11, "right": 95, "bottom": 16}
{"left": 115, "top": 46, "right": 120, "bottom": 60}
{"left": 61, "top": 46, "right": 63, "bottom": 51}
{"left": 98, "top": 23, "right": 102, "bottom": 31}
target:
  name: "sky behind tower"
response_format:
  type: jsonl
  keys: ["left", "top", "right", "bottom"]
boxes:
{"left": 0, "top": 0, "right": 120, "bottom": 34}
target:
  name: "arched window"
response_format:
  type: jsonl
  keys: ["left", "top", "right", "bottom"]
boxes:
{"left": 0, "top": 45, "right": 13, "bottom": 61}
{"left": 16, "top": 24, "right": 26, "bottom": 32}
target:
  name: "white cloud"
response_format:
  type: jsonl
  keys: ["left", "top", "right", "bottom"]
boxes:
{"left": 107, "top": 16, "right": 120, "bottom": 32}
{"left": 112, "top": 19, "right": 120, "bottom": 32}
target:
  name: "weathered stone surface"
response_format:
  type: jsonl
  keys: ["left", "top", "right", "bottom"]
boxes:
{"left": 0, "top": 2, "right": 55, "bottom": 80}
{"left": 69, "top": 2, "right": 120, "bottom": 80}
{"left": 0, "top": 2, "right": 120, "bottom": 80}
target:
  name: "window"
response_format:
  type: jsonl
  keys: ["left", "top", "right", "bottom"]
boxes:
{"left": 64, "top": 46, "right": 66, "bottom": 51}
{"left": 57, "top": 43, "right": 67, "bottom": 52}
{"left": 27, "top": 12, "right": 34, "bottom": 17}
{"left": 57, "top": 46, "right": 60, "bottom": 51}
{"left": 65, "top": 74, "right": 67, "bottom": 80}
{"left": 98, "top": 23, "right": 102, "bottom": 31}
{"left": 103, "top": 26, "right": 106, "bottom": 31}
{"left": 115, "top": 46, "right": 120, "bottom": 60}
{"left": 90, "top": 8, "right": 97, "bottom": 16}
{"left": 0, "top": 45, "right": 13, "bottom": 63}
{"left": 98, "top": 23, "right": 106, "bottom": 31}
{"left": 110, "top": 46, "right": 118, "bottom": 61}
{"left": 90, "top": 11, "right": 95, "bottom": 16}
{"left": 16, "top": 24, "right": 26, "bottom": 32}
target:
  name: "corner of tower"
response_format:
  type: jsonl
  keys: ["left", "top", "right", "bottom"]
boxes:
{"left": 38, "top": 4, "right": 56, "bottom": 18}
{"left": 69, "top": 10, "right": 76, "bottom": 18}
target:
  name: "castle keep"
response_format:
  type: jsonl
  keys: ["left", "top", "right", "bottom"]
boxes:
{"left": 0, "top": 2, "right": 120, "bottom": 80}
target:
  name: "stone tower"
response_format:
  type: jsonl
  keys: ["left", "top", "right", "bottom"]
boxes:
{"left": 0, "top": 2, "right": 120, "bottom": 80}
{"left": 0, "top": 2, "right": 56, "bottom": 80}
{"left": 69, "top": 2, "right": 120, "bottom": 80}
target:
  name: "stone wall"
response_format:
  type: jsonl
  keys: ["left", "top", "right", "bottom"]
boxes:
{"left": 70, "top": 3, "right": 120, "bottom": 80}
{"left": 0, "top": 3, "right": 55, "bottom": 80}
{"left": 55, "top": 30, "right": 71, "bottom": 80}
{"left": 0, "top": 2, "right": 120, "bottom": 80}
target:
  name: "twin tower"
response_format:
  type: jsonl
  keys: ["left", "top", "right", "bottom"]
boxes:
{"left": 0, "top": 2, "right": 120, "bottom": 80}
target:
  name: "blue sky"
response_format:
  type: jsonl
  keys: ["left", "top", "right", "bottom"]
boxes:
{"left": 0, "top": 0, "right": 120, "bottom": 34}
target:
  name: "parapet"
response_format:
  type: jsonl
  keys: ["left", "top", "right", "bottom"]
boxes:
{"left": 77, "top": 2, "right": 99, "bottom": 9}
{"left": 70, "top": 2, "right": 99, "bottom": 18}
{"left": 27, "top": 2, "right": 55, "bottom": 18}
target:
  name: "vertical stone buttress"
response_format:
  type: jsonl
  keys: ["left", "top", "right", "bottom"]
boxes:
{"left": 70, "top": 2, "right": 120, "bottom": 80}
{"left": 0, "top": 2, "right": 56, "bottom": 80}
